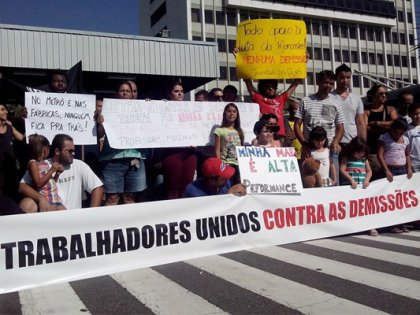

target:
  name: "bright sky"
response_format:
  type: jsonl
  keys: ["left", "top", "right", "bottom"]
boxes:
{"left": 0, "top": 0, "right": 140, "bottom": 35}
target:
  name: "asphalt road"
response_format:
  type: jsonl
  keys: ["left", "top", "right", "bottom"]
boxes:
{"left": 1, "top": 231, "right": 419, "bottom": 314}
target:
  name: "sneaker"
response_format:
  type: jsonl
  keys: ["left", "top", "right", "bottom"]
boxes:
{"left": 391, "top": 227, "right": 403, "bottom": 233}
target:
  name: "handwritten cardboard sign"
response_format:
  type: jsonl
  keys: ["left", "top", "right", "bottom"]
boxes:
{"left": 102, "top": 99, "right": 260, "bottom": 149}
{"left": 236, "top": 19, "right": 307, "bottom": 80}
{"left": 25, "top": 92, "right": 97, "bottom": 145}
{"left": 236, "top": 146, "right": 303, "bottom": 195}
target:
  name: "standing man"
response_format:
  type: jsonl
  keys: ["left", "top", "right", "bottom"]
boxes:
{"left": 294, "top": 70, "right": 345, "bottom": 184}
{"left": 19, "top": 134, "right": 104, "bottom": 212}
{"left": 330, "top": 64, "right": 367, "bottom": 147}
{"left": 397, "top": 90, "right": 414, "bottom": 124}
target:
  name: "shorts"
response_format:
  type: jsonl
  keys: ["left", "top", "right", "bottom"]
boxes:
{"left": 101, "top": 158, "right": 146, "bottom": 194}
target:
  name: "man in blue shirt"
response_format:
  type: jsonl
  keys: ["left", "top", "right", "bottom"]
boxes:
{"left": 183, "top": 157, "right": 246, "bottom": 198}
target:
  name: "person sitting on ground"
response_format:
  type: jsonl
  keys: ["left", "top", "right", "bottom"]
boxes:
{"left": 183, "top": 157, "right": 246, "bottom": 198}
{"left": 19, "top": 134, "right": 104, "bottom": 212}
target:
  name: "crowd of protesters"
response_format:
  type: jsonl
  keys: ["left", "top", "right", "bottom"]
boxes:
{"left": 0, "top": 62, "right": 419, "bottom": 234}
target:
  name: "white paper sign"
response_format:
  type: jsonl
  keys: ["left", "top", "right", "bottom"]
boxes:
{"left": 237, "top": 146, "right": 303, "bottom": 194}
{"left": 25, "top": 92, "right": 97, "bottom": 145}
{"left": 102, "top": 99, "right": 260, "bottom": 149}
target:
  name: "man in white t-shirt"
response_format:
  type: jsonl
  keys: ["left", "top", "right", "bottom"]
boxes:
{"left": 19, "top": 134, "right": 103, "bottom": 212}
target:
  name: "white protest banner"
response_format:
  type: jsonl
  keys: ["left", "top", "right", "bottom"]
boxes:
{"left": 25, "top": 92, "right": 96, "bottom": 145}
{"left": 236, "top": 146, "right": 303, "bottom": 194}
{"left": 102, "top": 99, "right": 260, "bottom": 149}
{"left": 1, "top": 174, "right": 420, "bottom": 294}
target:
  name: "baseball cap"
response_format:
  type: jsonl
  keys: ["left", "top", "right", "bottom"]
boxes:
{"left": 202, "top": 157, "right": 235, "bottom": 180}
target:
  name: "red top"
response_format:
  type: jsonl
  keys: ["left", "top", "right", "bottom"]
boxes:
{"left": 252, "top": 92, "right": 289, "bottom": 136}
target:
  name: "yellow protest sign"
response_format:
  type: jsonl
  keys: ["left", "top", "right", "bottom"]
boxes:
{"left": 236, "top": 19, "right": 307, "bottom": 80}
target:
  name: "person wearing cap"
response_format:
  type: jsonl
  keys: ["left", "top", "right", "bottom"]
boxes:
{"left": 251, "top": 119, "right": 281, "bottom": 147}
{"left": 182, "top": 157, "right": 246, "bottom": 198}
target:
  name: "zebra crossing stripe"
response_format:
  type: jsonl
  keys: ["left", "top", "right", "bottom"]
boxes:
{"left": 185, "top": 255, "right": 386, "bottom": 314}
{"left": 19, "top": 283, "right": 90, "bottom": 315}
{"left": 249, "top": 246, "right": 420, "bottom": 300}
{"left": 112, "top": 268, "right": 227, "bottom": 315}
{"left": 353, "top": 234, "right": 420, "bottom": 248}
{"left": 305, "top": 238, "right": 420, "bottom": 268}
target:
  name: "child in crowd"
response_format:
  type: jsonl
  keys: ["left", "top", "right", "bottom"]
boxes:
{"left": 406, "top": 104, "right": 420, "bottom": 173}
{"left": 377, "top": 119, "right": 412, "bottom": 233}
{"left": 307, "top": 126, "right": 336, "bottom": 187}
{"left": 339, "top": 137, "right": 372, "bottom": 189}
{"left": 377, "top": 118, "right": 413, "bottom": 182}
{"left": 27, "top": 134, "right": 66, "bottom": 210}
{"left": 214, "top": 103, "right": 244, "bottom": 185}
{"left": 252, "top": 119, "right": 280, "bottom": 147}
{"left": 340, "top": 136, "right": 376, "bottom": 236}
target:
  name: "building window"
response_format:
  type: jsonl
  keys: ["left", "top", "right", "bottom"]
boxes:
{"left": 394, "top": 55, "right": 400, "bottom": 67}
{"left": 229, "top": 67, "right": 237, "bottom": 81}
{"left": 399, "top": 33, "right": 406, "bottom": 45}
{"left": 387, "top": 54, "right": 393, "bottom": 66}
{"left": 192, "top": 36, "right": 202, "bottom": 41}
{"left": 307, "top": 72, "right": 314, "bottom": 85}
{"left": 392, "top": 32, "right": 398, "bottom": 44}
{"left": 227, "top": 11, "right": 237, "bottom": 26}
{"left": 367, "top": 28, "right": 374, "bottom": 41}
{"left": 340, "top": 25, "right": 348, "bottom": 38}
{"left": 409, "top": 34, "right": 415, "bottom": 46}
{"left": 220, "top": 66, "right": 228, "bottom": 80}
{"left": 349, "top": 26, "right": 356, "bottom": 39}
{"left": 191, "top": 8, "right": 201, "bottom": 23}
{"left": 384, "top": 31, "right": 391, "bottom": 43}
{"left": 360, "top": 27, "right": 366, "bottom": 40}
{"left": 368, "top": 53, "right": 376, "bottom": 64}
{"left": 401, "top": 56, "right": 408, "bottom": 67}
{"left": 374, "top": 29, "right": 382, "bottom": 42}
{"left": 361, "top": 52, "right": 367, "bottom": 64}
{"left": 205, "top": 10, "right": 213, "bottom": 24}
{"left": 228, "top": 39, "right": 236, "bottom": 53}
{"left": 323, "top": 48, "right": 331, "bottom": 61}
{"left": 206, "top": 37, "right": 215, "bottom": 42}
{"left": 312, "top": 23, "right": 320, "bottom": 35}
{"left": 377, "top": 53, "right": 384, "bottom": 65}
{"left": 352, "top": 75, "right": 360, "bottom": 88}
{"left": 240, "top": 12, "right": 248, "bottom": 21}
{"left": 351, "top": 51, "right": 358, "bottom": 63}
{"left": 397, "top": 10, "right": 404, "bottom": 22}
{"left": 217, "top": 38, "right": 227, "bottom": 52}
{"left": 249, "top": 11, "right": 258, "bottom": 20}
{"left": 333, "top": 24, "right": 340, "bottom": 37}
{"left": 407, "top": 12, "right": 413, "bottom": 23}
{"left": 343, "top": 50, "right": 350, "bottom": 62}
{"left": 334, "top": 49, "right": 341, "bottom": 62}
{"left": 363, "top": 77, "right": 370, "bottom": 88}
{"left": 411, "top": 57, "right": 417, "bottom": 68}
{"left": 151, "top": 2, "right": 166, "bottom": 27}
{"left": 314, "top": 47, "right": 322, "bottom": 60}
{"left": 321, "top": 24, "right": 329, "bottom": 36}
{"left": 215, "top": 11, "right": 224, "bottom": 25}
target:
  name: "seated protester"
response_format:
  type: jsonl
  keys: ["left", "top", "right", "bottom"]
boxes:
{"left": 19, "top": 134, "right": 104, "bottom": 212}
{"left": 183, "top": 157, "right": 246, "bottom": 198}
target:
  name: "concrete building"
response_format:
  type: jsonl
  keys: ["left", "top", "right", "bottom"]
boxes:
{"left": 0, "top": 23, "right": 219, "bottom": 102}
{"left": 139, "top": 0, "right": 419, "bottom": 100}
